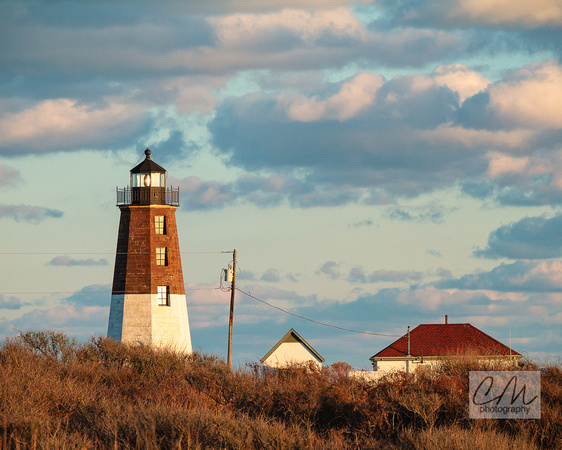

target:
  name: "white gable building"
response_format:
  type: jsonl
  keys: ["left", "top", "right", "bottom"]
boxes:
{"left": 261, "top": 329, "right": 325, "bottom": 369}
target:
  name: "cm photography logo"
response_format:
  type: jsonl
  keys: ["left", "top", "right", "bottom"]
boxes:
{"left": 469, "top": 371, "right": 540, "bottom": 419}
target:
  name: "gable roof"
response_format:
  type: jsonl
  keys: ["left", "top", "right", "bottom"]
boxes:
{"left": 260, "top": 328, "right": 325, "bottom": 363}
{"left": 371, "top": 323, "right": 520, "bottom": 360}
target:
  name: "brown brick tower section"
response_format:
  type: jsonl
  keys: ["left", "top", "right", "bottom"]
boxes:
{"left": 107, "top": 149, "right": 191, "bottom": 352}
{"left": 112, "top": 205, "right": 185, "bottom": 296}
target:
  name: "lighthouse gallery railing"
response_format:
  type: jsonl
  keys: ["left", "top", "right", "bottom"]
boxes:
{"left": 116, "top": 187, "right": 180, "bottom": 206}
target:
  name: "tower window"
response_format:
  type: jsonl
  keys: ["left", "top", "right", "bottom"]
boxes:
{"left": 156, "top": 247, "right": 167, "bottom": 266}
{"left": 157, "top": 286, "right": 170, "bottom": 306}
{"left": 155, "top": 215, "right": 166, "bottom": 235}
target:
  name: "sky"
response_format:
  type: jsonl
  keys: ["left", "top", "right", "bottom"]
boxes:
{"left": 1, "top": 0, "right": 562, "bottom": 369}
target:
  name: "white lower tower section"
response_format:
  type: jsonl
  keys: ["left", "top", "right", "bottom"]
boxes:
{"left": 108, "top": 293, "right": 192, "bottom": 353}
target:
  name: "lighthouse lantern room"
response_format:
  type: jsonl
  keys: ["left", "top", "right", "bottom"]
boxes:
{"left": 107, "top": 149, "right": 192, "bottom": 352}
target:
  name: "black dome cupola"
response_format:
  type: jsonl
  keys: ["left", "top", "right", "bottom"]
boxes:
{"left": 131, "top": 148, "right": 166, "bottom": 187}
{"left": 129, "top": 148, "right": 167, "bottom": 205}
{"left": 116, "top": 149, "right": 179, "bottom": 207}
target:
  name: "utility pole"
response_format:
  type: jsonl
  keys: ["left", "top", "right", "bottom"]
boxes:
{"left": 227, "top": 249, "right": 237, "bottom": 368}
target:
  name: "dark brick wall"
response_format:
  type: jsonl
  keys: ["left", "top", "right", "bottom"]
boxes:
{"left": 111, "top": 205, "right": 186, "bottom": 295}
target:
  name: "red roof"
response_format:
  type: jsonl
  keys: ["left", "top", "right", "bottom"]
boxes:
{"left": 371, "top": 323, "right": 520, "bottom": 359}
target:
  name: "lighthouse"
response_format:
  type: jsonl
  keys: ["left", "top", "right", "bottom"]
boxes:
{"left": 107, "top": 149, "right": 192, "bottom": 352}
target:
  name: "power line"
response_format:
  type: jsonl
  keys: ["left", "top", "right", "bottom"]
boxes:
{"left": 236, "top": 261, "right": 275, "bottom": 350}
{"left": 0, "top": 287, "right": 220, "bottom": 295}
{"left": 1, "top": 248, "right": 401, "bottom": 338}
{"left": 235, "top": 288, "right": 401, "bottom": 338}
{"left": 1, "top": 285, "right": 401, "bottom": 337}
{"left": 0, "top": 251, "right": 228, "bottom": 255}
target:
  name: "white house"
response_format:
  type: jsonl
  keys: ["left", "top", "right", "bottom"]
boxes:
{"left": 261, "top": 328, "right": 325, "bottom": 369}
{"left": 368, "top": 317, "right": 521, "bottom": 379}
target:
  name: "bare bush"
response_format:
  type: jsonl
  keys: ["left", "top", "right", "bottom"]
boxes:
{"left": 0, "top": 332, "right": 559, "bottom": 448}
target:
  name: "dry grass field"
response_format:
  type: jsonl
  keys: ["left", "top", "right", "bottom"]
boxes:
{"left": 0, "top": 331, "right": 560, "bottom": 449}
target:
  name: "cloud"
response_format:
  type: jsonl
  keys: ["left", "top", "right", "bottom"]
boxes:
{"left": 209, "top": 7, "right": 464, "bottom": 73}
{"left": 487, "top": 61, "right": 562, "bottom": 129}
{"left": 146, "top": 130, "right": 189, "bottom": 163}
{"left": 348, "top": 267, "right": 424, "bottom": 284}
{"left": 364, "top": 27, "right": 466, "bottom": 68}
{"left": 0, "top": 285, "right": 109, "bottom": 341}
{"left": 64, "top": 285, "right": 111, "bottom": 307}
{"left": 348, "top": 218, "right": 374, "bottom": 228}
{"left": 0, "top": 0, "right": 489, "bottom": 93}
{"left": 281, "top": 72, "right": 384, "bottom": 121}
{"left": 213, "top": 72, "right": 458, "bottom": 172}
{"left": 435, "top": 267, "right": 452, "bottom": 278}
{"left": 456, "top": 0, "right": 562, "bottom": 27}
{"left": 386, "top": 204, "right": 446, "bottom": 223}
{"left": 0, "top": 204, "right": 63, "bottom": 223}
{"left": 0, "top": 303, "right": 108, "bottom": 340}
{"left": 291, "top": 278, "right": 562, "bottom": 358}
{"left": 475, "top": 214, "right": 562, "bottom": 259}
{"left": 170, "top": 173, "right": 364, "bottom": 210}
{"left": 261, "top": 269, "right": 281, "bottom": 282}
{"left": 234, "top": 174, "right": 293, "bottom": 208}
{"left": 48, "top": 256, "right": 109, "bottom": 267}
{"left": 0, "top": 165, "right": 22, "bottom": 189}
{"left": 0, "top": 3, "right": 215, "bottom": 77}
{"left": 436, "top": 260, "right": 562, "bottom": 293}
{"left": 209, "top": 71, "right": 465, "bottom": 198}
{"left": 187, "top": 281, "right": 318, "bottom": 340}
{"left": 259, "top": 269, "right": 300, "bottom": 283}
{"left": 206, "top": 58, "right": 562, "bottom": 208}
{"left": 317, "top": 261, "right": 341, "bottom": 280}
{"left": 0, "top": 295, "right": 22, "bottom": 310}
{"left": 396, "top": 285, "right": 490, "bottom": 311}
{"left": 0, "top": 98, "right": 148, "bottom": 155}
{"left": 456, "top": 61, "right": 562, "bottom": 134}
{"left": 378, "top": 0, "right": 562, "bottom": 28}
{"left": 431, "top": 63, "right": 490, "bottom": 103}
{"left": 156, "top": 78, "right": 220, "bottom": 115}
{"left": 460, "top": 148, "right": 562, "bottom": 207}
{"left": 487, "top": 152, "right": 530, "bottom": 178}
{"left": 210, "top": 8, "right": 368, "bottom": 52}
{"left": 171, "top": 176, "right": 234, "bottom": 210}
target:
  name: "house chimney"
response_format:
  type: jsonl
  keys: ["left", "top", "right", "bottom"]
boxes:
{"left": 445, "top": 315, "right": 448, "bottom": 324}
{"left": 407, "top": 326, "right": 411, "bottom": 356}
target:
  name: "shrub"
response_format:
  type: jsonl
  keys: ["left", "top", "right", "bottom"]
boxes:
{"left": 0, "top": 332, "right": 559, "bottom": 448}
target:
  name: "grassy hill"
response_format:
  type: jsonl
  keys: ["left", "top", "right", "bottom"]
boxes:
{"left": 0, "top": 331, "right": 560, "bottom": 449}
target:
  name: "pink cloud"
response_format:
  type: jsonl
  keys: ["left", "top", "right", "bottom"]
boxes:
{"left": 417, "top": 126, "right": 534, "bottom": 150}
{"left": 432, "top": 63, "right": 490, "bottom": 103}
{"left": 0, "top": 98, "right": 146, "bottom": 151}
{"left": 486, "top": 149, "right": 562, "bottom": 190}
{"left": 397, "top": 286, "right": 486, "bottom": 310}
{"left": 487, "top": 152, "right": 529, "bottom": 177}
{"left": 488, "top": 61, "right": 562, "bottom": 129}
{"left": 283, "top": 72, "right": 384, "bottom": 121}
{"left": 158, "top": 77, "right": 222, "bottom": 115}
{"left": 457, "top": 0, "right": 562, "bottom": 27}
{"left": 210, "top": 8, "right": 367, "bottom": 48}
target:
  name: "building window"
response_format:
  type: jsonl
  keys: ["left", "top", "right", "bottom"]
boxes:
{"left": 155, "top": 215, "right": 166, "bottom": 235}
{"left": 156, "top": 247, "right": 167, "bottom": 266}
{"left": 157, "top": 286, "right": 170, "bottom": 306}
